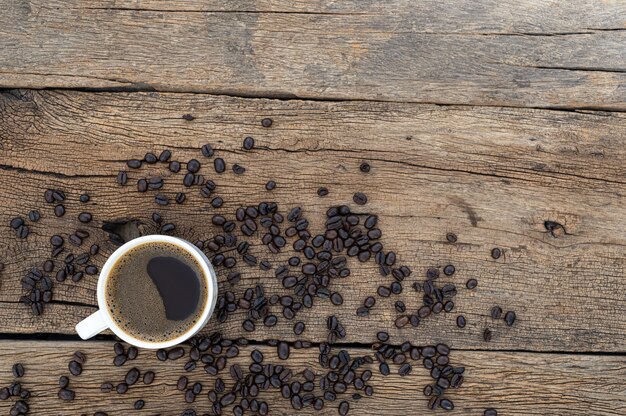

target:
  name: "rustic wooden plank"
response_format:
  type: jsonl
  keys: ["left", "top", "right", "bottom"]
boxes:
{"left": 0, "top": 340, "right": 623, "bottom": 415}
{"left": 1, "top": 1, "right": 625, "bottom": 109}
{"left": 0, "top": 90, "right": 624, "bottom": 351}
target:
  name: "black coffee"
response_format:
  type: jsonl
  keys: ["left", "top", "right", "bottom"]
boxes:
{"left": 105, "top": 241, "right": 208, "bottom": 343}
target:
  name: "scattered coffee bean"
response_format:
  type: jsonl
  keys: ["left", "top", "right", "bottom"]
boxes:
{"left": 353, "top": 192, "right": 368, "bottom": 205}
{"left": 446, "top": 233, "right": 457, "bottom": 243}
{"left": 261, "top": 118, "right": 273, "bottom": 127}
{"left": 243, "top": 136, "right": 255, "bottom": 150}
{"left": 58, "top": 388, "right": 75, "bottom": 400}
{"left": 466, "top": 279, "right": 478, "bottom": 289}
{"left": 144, "top": 152, "right": 157, "bottom": 164}
{"left": 54, "top": 205, "right": 66, "bottom": 217}
{"left": 117, "top": 171, "right": 128, "bottom": 185}
{"left": 483, "top": 328, "right": 493, "bottom": 342}
{"left": 484, "top": 409, "right": 498, "bottom": 416}
{"left": 491, "top": 247, "right": 502, "bottom": 259}
{"left": 317, "top": 187, "right": 329, "bottom": 197}
{"left": 201, "top": 144, "right": 214, "bottom": 157}
{"left": 359, "top": 162, "right": 370, "bottom": 173}
{"left": 78, "top": 212, "right": 93, "bottom": 223}
{"left": 134, "top": 399, "right": 145, "bottom": 410}
{"left": 233, "top": 164, "right": 246, "bottom": 174}
{"left": 12, "top": 363, "right": 24, "bottom": 378}
{"left": 143, "top": 371, "right": 155, "bottom": 384}
{"left": 504, "top": 311, "right": 516, "bottom": 326}
{"left": 490, "top": 306, "right": 502, "bottom": 320}
{"left": 214, "top": 158, "right": 226, "bottom": 173}
{"left": 265, "top": 181, "right": 276, "bottom": 191}
{"left": 79, "top": 194, "right": 90, "bottom": 203}
{"left": 28, "top": 210, "right": 40, "bottom": 222}
{"left": 456, "top": 315, "right": 466, "bottom": 328}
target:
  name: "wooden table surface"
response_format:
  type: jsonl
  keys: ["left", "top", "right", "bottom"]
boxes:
{"left": 0, "top": 1, "right": 625, "bottom": 415}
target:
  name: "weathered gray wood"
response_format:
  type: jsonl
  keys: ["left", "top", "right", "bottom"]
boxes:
{"left": 0, "top": 340, "right": 624, "bottom": 415}
{"left": 0, "top": 1, "right": 625, "bottom": 108}
{"left": 0, "top": 90, "right": 624, "bottom": 352}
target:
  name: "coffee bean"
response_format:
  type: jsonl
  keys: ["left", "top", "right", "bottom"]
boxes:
{"left": 78, "top": 212, "right": 93, "bottom": 223}
{"left": 144, "top": 152, "right": 157, "bottom": 164}
{"left": 242, "top": 320, "right": 255, "bottom": 332}
{"left": 186, "top": 159, "right": 201, "bottom": 173}
{"left": 85, "top": 265, "right": 98, "bottom": 275}
{"left": 483, "top": 328, "right": 493, "bottom": 342}
{"left": 58, "top": 376, "right": 69, "bottom": 389}
{"left": 466, "top": 279, "right": 478, "bottom": 289}
{"left": 73, "top": 351, "right": 86, "bottom": 364}
{"left": 16, "top": 224, "right": 29, "bottom": 238}
{"left": 261, "top": 118, "right": 273, "bottom": 127}
{"left": 117, "top": 171, "right": 128, "bottom": 185}
{"left": 440, "top": 399, "right": 454, "bottom": 410}
{"left": 278, "top": 342, "right": 289, "bottom": 360}
{"left": 214, "top": 158, "right": 226, "bottom": 173}
{"left": 12, "top": 363, "right": 24, "bottom": 378}
{"left": 398, "top": 363, "right": 412, "bottom": 376}
{"left": 100, "top": 382, "right": 113, "bottom": 393}
{"left": 504, "top": 311, "right": 516, "bottom": 326}
{"left": 114, "top": 354, "right": 127, "bottom": 366}
{"left": 116, "top": 383, "right": 128, "bottom": 394}
{"left": 443, "top": 264, "right": 455, "bottom": 276}
{"left": 198, "top": 144, "right": 214, "bottom": 159}
{"left": 155, "top": 194, "right": 169, "bottom": 205}
{"left": 165, "top": 161, "right": 180, "bottom": 174}
{"left": 395, "top": 315, "right": 409, "bottom": 328}
{"left": 491, "top": 247, "right": 502, "bottom": 259}
{"left": 265, "top": 180, "right": 276, "bottom": 191}
{"left": 338, "top": 400, "right": 350, "bottom": 415}
{"left": 330, "top": 292, "right": 343, "bottom": 305}
{"left": 232, "top": 164, "right": 245, "bottom": 174}
{"left": 293, "top": 321, "right": 305, "bottom": 335}
{"left": 127, "top": 159, "right": 142, "bottom": 169}
{"left": 353, "top": 192, "right": 368, "bottom": 205}
{"left": 167, "top": 347, "right": 184, "bottom": 360}
{"left": 90, "top": 244, "right": 100, "bottom": 255}
{"left": 79, "top": 194, "right": 90, "bottom": 203}
{"left": 9, "top": 217, "right": 23, "bottom": 229}
{"left": 192, "top": 382, "right": 202, "bottom": 395}
{"left": 69, "top": 360, "right": 82, "bottom": 376}
{"left": 243, "top": 136, "right": 255, "bottom": 150}
{"left": 53, "top": 204, "right": 66, "bottom": 217}
{"left": 174, "top": 192, "right": 186, "bottom": 204}
{"left": 359, "top": 162, "right": 370, "bottom": 173}
{"left": 125, "top": 368, "right": 140, "bottom": 385}
{"left": 133, "top": 399, "right": 145, "bottom": 410}
{"left": 317, "top": 187, "right": 329, "bottom": 197}
{"left": 137, "top": 179, "right": 148, "bottom": 192}
{"left": 490, "top": 306, "right": 502, "bottom": 320}
{"left": 484, "top": 409, "right": 498, "bottom": 416}
{"left": 143, "top": 371, "right": 154, "bottom": 384}
{"left": 58, "top": 389, "right": 75, "bottom": 400}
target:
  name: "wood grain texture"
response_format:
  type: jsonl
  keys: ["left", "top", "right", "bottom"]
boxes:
{"left": 0, "top": 90, "right": 624, "bottom": 352}
{"left": 1, "top": 1, "right": 625, "bottom": 109}
{"left": 0, "top": 340, "right": 624, "bottom": 415}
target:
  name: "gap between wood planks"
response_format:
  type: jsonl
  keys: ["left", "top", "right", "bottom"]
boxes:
{"left": 1, "top": 86, "right": 624, "bottom": 114}
{"left": 0, "top": 332, "right": 623, "bottom": 357}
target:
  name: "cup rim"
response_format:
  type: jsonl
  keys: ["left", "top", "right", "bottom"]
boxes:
{"left": 97, "top": 235, "right": 216, "bottom": 349}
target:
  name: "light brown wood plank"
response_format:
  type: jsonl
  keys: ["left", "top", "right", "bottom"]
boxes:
{"left": 0, "top": 90, "right": 624, "bottom": 351}
{"left": 1, "top": 1, "right": 625, "bottom": 108}
{"left": 0, "top": 340, "right": 623, "bottom": 415}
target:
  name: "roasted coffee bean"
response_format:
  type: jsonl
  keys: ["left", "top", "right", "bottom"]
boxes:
{"left": 243, "top": 320, "right": 255, "bottom": 332}
{"left": 169, "top": 161, "right": 181, "bottom": 173}
{"left": 491, "top": 247, "right": 502, "bottom": 259}
{"left": 100, "top": 382, "right": 113, "bottom": 393}
{"left": 117, "top": 171, "right": 128, "bottom": 185}
{"left": 446, "top": 232, "right": 458, "bottom": 243}
{"left": 125, "top": 368, "right": 140, "bottom": 385}
{"left": 264, "top": 315, "right": 277, "bottom": 327}
{"left": 395, "top": 315, "right": 409, "bottom": 328}
{"left": 133, "top": 399, "right": 145, "bottom": 410}
{"left": 58, "top": 389, "right": 75, "bottom": 400}
{"left": 158, "top": 149, "right": 172, "bottom": 162}
{"left": 379, "top": 362, "right": 390, "bottom": 376}
{"left": 137, "top": 179, "right": 148, "bottom": 192}
{"left": 201, "top": 144, "right": 214, "bottom": 157}
{"left": 144, "top": 152, "right": 157, "bottom": 164}
{"left": 232, "top": 164, "right": 246, "bottom": 174}
{"left": 211, "top": 197, "right": 223, "bottom": 208}
{"left": 214, "top": 158, "right": 226, "bottom": 173}
{"left": 278, "top": 342, "right": 289, "bottom": 360}
{"left": 168, "top": 347, "right": 185, "bottom": 360}
{"left": 440, "top": 399, "right": 454, "bottom": 410}
{"left": 116, "top": 383, "right": 129, "bottom": 394}
{"left": 466, "top": 279, "right": 478, "bottom": 289}
{"left": 69, "top": 360, "right": 82, "bottom": 376}
{"left": 504, "top": 311, "right": 516, "bottom": 326}
{"left": 261, "top": 118, "right": 273, "bottom": 127}
{"left": 155, "top": 194, "right": 169, "bottom": 205}
{"left": 192, "top": 382, "right": 202, "bottom": 395}
{"left": 127, "top": 159, "right": 142, "bottom": 169}
{"left": 50, "top": 235, "right": 64, "bottom": 246}
{"left": 359, "top": 162, "right": 371, "bottom": 173}
{"left": 73, "top": 351, "right": 87, "bottom": 364}
{"left": 177, "top": 377, "right": 189, "bottom": 391}
{"left": 79, "top": 194, "right": 90, "bottom": 203}
{"left": 10, "top": 217, "right": 24, "bottom": 229}
{"left": 483, "top": 328, "right": 493, "bottom": 342}
{"left": 12, "top": 363, "right": 24, "bottom": 378}
{"left": 58, "top": 376, "right": 69, "bottom": 389}
{"left": 265, "top": 180, "right": 276, "bottom": 191}
{"left": 330, "top": 292, "right": 343, "bottom": 305}
{"left": 490, "top": 306, "right": 503, "bottom": 320}
{"left": 53, "top": 204, "right": 66, "bottom": 217}
{"left": 353, "top": 192, "right": 367, "bottom": 205}
{"left": 187, "top": 159, "right": 201, "bottom": 173}
{"left": 143, "top": 371, "right": 155, "bottom": 384}
{"left": 243, "top": 136, "right": 255, "bottom": 150}
{"left": 175, "top": 192, "right": 186, "bottom": 204}
{"left": 338, "top": 400, "right": 350, "bottom": 415}
{"left": 484, "top": 409, "right": 498, "bottom": 416}
{"left": 443, "top": 264, "right": 455, "bottom": 276}
{"left": 78, "top": 212, "right": 93, "bottom": 223}
{"left": 317, "top": 187, "right": 329, "bottom": 197}
{"left": 398, "top": 363, "right": 412, "bottom": 376}
{"left": 114, "top": 354, "right": 127, "bottom": 366}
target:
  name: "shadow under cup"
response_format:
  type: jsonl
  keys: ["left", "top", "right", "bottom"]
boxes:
{"left": 80, "top": 235, "right": 217, "bottom": 349}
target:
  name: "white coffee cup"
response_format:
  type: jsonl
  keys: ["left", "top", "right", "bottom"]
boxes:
{"left": 75, "top": 235, "right": 218, "bottom": 349}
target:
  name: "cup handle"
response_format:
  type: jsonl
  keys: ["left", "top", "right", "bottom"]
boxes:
{"left": 76, "top": 310, "right": 108, "bottom": 340}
